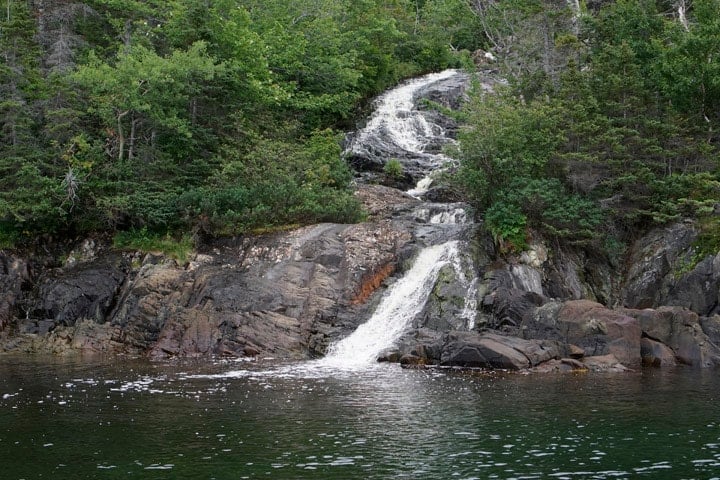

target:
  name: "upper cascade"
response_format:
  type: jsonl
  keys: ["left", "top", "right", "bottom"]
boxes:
{"left": 345, "top": 69, "right": 470, "bottom": 191}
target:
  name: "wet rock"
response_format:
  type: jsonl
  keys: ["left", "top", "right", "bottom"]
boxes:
{"left": 521, "top": 300, "right": 641, "bottom": 367}
{"left": 439, "top": 331, "right": 561, "bottom": 370}
{"left": 560, "top": 358, "right": 587, "bottom": 371}
{"left": 377, "top": 349, "right": 402, "bottom": 363}
{"left": 394, "top": 328, "right": 445, "bottom": 364}
{"left": 421, "top": 262, "right": 476, "bottom": 331}
{"left": 414, "top": 71, "right": 470, "bottom": 110}
{"left": 42, "top": 319, "right": 126, "bottom": 355}
{"left": 641, "top": 337, "right": 677, "bottom": 367}
{"left": 581, "top": 354, "right": 630, "bottom": 372}
{"left": 399, "top": 353, "right": 425, "bottom": 365}
{"left": 624, "top": 306, "right": 720, "bottom": 368}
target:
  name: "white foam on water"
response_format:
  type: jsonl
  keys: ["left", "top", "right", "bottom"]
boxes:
{"left": 319, "top": 241, "right": 463, "bottom": 369}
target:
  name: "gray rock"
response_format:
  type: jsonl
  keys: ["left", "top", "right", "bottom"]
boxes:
{"left": 521, "top": 300, "right": 641, "bottom": 367}
{"left": 624, "top": 307, "right": 720, "bottom": 368}
{"left": 36, "top": 255, "right": 127, "bottom": 327}
{"left": 620, "top": 222, "right": 720, "bottom": 316}
{"left": 701, "top": 315, "right": 720, "bottom": 345}
{"left": 665, "top": 253, "right": 720, "bottom": 316}
{"left": 439, "top": 331, "right": 561, "bottom": 370}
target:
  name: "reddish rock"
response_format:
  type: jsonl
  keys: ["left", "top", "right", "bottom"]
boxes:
{"left": 640, "top": 337, "right": 677, "bottom": 367}
{"left": 523, "top": 300, "right": 641, "bottom": 367}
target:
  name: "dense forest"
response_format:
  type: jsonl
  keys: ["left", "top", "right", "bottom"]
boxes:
{"left": 457, "top": 0, "right": 720, "bottom": 262}
{"left": 0, "top": 0, "right": 482, "bottom": 247}
{"left": 1, "top": 0, "right": 719, "bottom": 260}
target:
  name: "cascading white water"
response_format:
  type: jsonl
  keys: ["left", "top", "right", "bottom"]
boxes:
{"left": 314, "top": 70, "right": 478, "bottom": 371}
{"left": 320, "top": 241, "right": 464, "bottom": 369}
{"left": 348, "top": 70, "right": 461, "bottom": 196}
{"left": 354, "top": 69, "right": 458, "bottom": 154}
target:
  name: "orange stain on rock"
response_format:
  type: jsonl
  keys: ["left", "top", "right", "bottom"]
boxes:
{"left": 351, "top": 263, "right": 395, "bottom": 305}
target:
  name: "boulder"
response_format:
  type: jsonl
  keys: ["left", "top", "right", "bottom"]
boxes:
{"left": 624, "top": 306, "right": 720, "bottom": 368}
{"left": 439, "top": 331, "right": 562, "bottom": 370}
{"left": 640, "top": 337, "right": 677, "bottom": 367}
{"left": 521, "top": 300, "right": 641, "bottom": 367}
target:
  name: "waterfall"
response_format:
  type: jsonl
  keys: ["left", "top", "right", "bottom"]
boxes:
{"left": 320, "top": 241, "right": 464, "bottom": 369}
{"left": 318, "top": 69, "right": 478, "bottom": 370}
{"left": 347, "top": 69, "right": 465, "bottom": 195}
{"left": 353, "top": 69, "right": 458, "bottom": 156}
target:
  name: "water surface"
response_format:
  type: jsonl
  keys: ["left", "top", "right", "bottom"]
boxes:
{"left": 1, "top": 357, "right": 719, "bottom": 479}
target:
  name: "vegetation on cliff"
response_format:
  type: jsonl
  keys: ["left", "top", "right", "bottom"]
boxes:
{"left": 1, "top": 0, "right": 718, "bottom": 257}
{"left": 0, "top": 0, "right": 480, "bottom": 245}
{"left": 457, "top": 0, "right": 720, "bottom": 253}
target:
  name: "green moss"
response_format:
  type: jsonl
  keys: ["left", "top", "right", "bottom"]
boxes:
{"left": 676, "top": 217, "right": 720, "bottom": 277}
{"left": 113, "top": 228, "right": 194, "bottom": 263}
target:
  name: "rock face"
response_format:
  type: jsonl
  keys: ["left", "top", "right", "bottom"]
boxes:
{"left": 1, "top": 68, "right": 720, "bottom": 373}
{"left": 522, "top": 300, "right": 642, "bottom": 367}
{"left": 621, "top": 222, "right": 720, "bottom": 316}
{"left": 0, "top": 185, "right": 419, "bottom": 358}
{"left": 623, "top": 307, "right": 720, "bottom": 368}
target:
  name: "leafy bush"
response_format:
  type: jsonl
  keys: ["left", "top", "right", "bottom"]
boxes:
{"left": 383, "top": 159, "right": 404, "bottom": 178}
{"left": 484, "top": 178, "right": 604, "bottom": 252}
{"left": 484, "top": 201, "right": 527, "bottom": 252}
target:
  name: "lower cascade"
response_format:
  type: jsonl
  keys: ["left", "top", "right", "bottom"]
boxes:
{"left": 320, "top": 241, "right": 467, "bottom": 369}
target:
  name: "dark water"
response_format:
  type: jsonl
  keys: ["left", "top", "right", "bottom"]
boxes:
{"left": 1, "top": 357, "right": 719, "bottom": 479}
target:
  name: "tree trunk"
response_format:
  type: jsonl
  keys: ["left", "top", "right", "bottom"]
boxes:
{"left": 128, "top": 114, "right": 138, "bottom": 160}
{"left": 117, "top": 110, "right": 129, "bottom": 161}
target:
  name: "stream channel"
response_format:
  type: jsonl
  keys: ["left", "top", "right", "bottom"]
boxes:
{"left": 1, "top": 71, "right": 719, "bottom": 479}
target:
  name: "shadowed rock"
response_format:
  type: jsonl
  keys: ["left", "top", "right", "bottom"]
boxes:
{"left": 521, "top": 300, "right": 641, "bottom": 367}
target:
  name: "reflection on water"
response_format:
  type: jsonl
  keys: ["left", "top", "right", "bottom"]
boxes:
{"left": 1, "top": 356, "right": 719, "bottom": 479}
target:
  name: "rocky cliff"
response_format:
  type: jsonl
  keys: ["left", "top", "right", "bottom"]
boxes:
{"left": 1, "top": 69, "right": 719, "bottom": 372}
{"left": 2, "top": 193, "right": 718, "bottom": 371}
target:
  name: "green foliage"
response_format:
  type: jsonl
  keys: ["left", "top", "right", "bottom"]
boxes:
{"left": 113, "top": 228, "right": 194, "bottom": 263}
{"left": 457, "top": 0, "right": 720, "bottom": 254}
{"left": 181, "top": 130, "right": 362, "bottom": 234}
{"left": 694, "top": 216, "right": 720, "bottom": 263}
{"left": 0, "top": 227, "right": 19, "bottom": 250}
{"left": 485, "top": 178, "right": 603, "bottom": 251}
{"left": 484, "top": 202, "right": 527, "bottom": 252}
{"left": 457, "top": 84, "right": 563, "bottom": 210}
{"left": 383, "top": 159, "right": 405, "bottom": 179}
{"left": 0, "top": 0, "right": 472, "bottom": 243}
